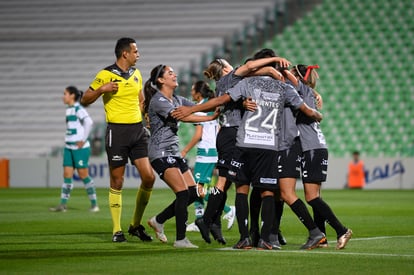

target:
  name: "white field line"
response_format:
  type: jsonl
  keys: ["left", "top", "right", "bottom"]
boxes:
{"left": 216, "top": 248, "right": 414, "bottom": 258}
{"left": 352, "top": 235, "right": 414, "bottom": 241}
{"left": 217, "top": 235, "right": 414, "bottom": 257}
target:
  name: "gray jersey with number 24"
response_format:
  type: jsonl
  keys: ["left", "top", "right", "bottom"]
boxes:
{"left": 227, "top": 76, "right": 303, "bottom": 151}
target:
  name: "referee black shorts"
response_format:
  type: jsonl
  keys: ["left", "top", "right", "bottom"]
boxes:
{"left": 301, "top": 148, "right": 328, "bottom": 184}
{"left": 105, "top": 122, "right": 149, "bottom": 168}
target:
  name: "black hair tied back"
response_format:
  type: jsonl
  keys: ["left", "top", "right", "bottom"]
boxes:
{"left": 151, "top": 64, "right": 165, "bottom": 87}
{"left": 66, "top": 86, "right": 83, "bottom": 101}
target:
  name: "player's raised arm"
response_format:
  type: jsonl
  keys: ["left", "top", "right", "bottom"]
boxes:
{"left": 171, "top": 94, "right": 231, "bottom": 120}
{"left": 235, "top": 56, "right": 291, "bottom": 77}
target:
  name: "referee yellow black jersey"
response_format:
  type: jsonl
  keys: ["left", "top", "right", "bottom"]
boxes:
{"left": 89, "top": 64, "right": 143, "bottom": 124}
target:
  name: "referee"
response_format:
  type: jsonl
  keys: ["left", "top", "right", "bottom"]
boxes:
{"left": 81, "top": 37, "right": 155, "bottom": 242}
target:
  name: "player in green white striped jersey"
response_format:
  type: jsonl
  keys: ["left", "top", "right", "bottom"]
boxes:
{"left": 49, "top": 86, "right": 99, "bottom": 213}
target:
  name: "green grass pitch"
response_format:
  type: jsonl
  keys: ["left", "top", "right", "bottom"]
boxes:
{"left": 0, "top": 187, "right": 413, "bottom": 274}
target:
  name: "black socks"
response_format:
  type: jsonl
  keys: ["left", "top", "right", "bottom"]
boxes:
{"left": 235, "top": 193, "right": 249, "bottom": 239}
{"left": 308, "top": 197, "right": 347, "bottom": 238}
{"left": 289, "top": 198, "right": 318, "bottom": 231}
{"left": 249, "top": 188, "right": 262, "bottom": 233}
{"left": 260, "top": 196, "right": 275, "bottom": 242}
{"left": 156, "top": 186, "right": 197, "bottom": 224}
{"left": 203, "top": 187, "right": 224, "bottom": 225}
{"left": 175, "top": 190, "right": 189, "bottom": 240}
{"left": 272, "top": 198, "right": 284, "bottom": 235}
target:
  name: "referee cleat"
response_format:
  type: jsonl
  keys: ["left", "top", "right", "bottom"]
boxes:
{"left": 112, "top": 231, "right": 127, "bottom": 242}
{"left": 49, "top": 204, "right": 67, "bottom": 212}
{"left": 269, "top": 234, "right": 282, "bottom": 250}
{"left": 301, "top": 232, "right": 326, "bottom": 250}
{"left": 278, "top": 230, "right": 287, "bottom": 245}
{"left": 233, "top": 237, "right": 253, "bottom": 249}
{"left": 336, "top": 229, "right": 352, "bottom": 249}
{"left": 195, "top": 218, "right": 211, "bottom": 244}
{"left": 257, "top": 239, "right": 278, "bottom": 250}
{"left": 210, "top": 223, "right": 226, "bottom": 245}
{"left": 173, "top": 237, "right": 198, "bottom": 248}
{"left": 128, "top": 224, "right": 153, "bottom": 242}
{"left": 148, "top": 216, "right": 168, "bottom": 243}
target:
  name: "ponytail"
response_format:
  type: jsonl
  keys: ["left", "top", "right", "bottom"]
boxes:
{"left": 143, "top": 64, "right": 165, "bottom": 114}
{"left": 293, "top": 64, "right": 319, "bottom": 89}
{"left": 143, "top": 79, "right": 157, "bottom": 114}
{"left": 203, "top": 59, "right": 225, "bottom": 81}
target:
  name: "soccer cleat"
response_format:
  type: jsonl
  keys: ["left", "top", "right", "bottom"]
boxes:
{"left": 128, "top": 224, "right": 153, "bottom": 241}
{"left": 278, "top": 230, "right": 287, "bottom": 245}
{"left": 210, "top": 223, "right": 226, "bottom": 245}
{"left": 257, "top": 239, "right": 278, "bottom": 250}
{"left": 250, "top": 229, "right": 260, "bottom": 247}
{"left": 112, "top": 231, "right": 127, "bottom": 242}
{"left": 49, "top": 204, "right": 67, "bottom": 212}
{"left": 317, "top": 239, "right": 329, "bottom": 248}
{"left": 186, "top": 222, "right": 200, "bottom": 232}
{"left": 173, "top": 237, "right": 198, "bottom": 248}
{"left": 195, "top": 218, "right": 211, "bottom": 244}
{"left": 301, "top": 232, "right": 326, "bottom": 250}
{"left": 232, "top": 237, "right": 253, "bottom": 249}
{"left": 336, "top": 229, "right": 352, "bottom": 249}
{"left": 222, "top": 205, "right": 236, "bottom": 230}
{"left": 148, "top": 216, "right": 168, "bottom": 243}
{"left": 89, "top": 205, "right": 100, "bottom": 213}
{"left": 269, "top": 234, "right": 282, "bottom": 250}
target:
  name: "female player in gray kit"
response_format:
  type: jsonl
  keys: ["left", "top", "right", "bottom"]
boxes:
{"left": 224, "top": 73, "right": 322, "bottom": 250}
{"left": 173, "top": 55, "right": 288, "bottom": 244}
{"left": 143, "top": 64, "right": 218, "bottom": 248}
{"left": 291, "top": 64, "right": 352, "bottom": 249}
{"left": 273, "top": 63, "right": 328, "bottom": 250}
{"left": 173, "top": 66, "right": 322, "bottom": 249}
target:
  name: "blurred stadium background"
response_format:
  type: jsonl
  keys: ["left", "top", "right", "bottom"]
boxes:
{"left": 0, "top": 0, "right": 413, "bottom": 188}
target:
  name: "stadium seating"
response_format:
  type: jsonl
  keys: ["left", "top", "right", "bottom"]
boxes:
{"left": 3, "top": 0, "right": 410, "bottom": 158}
{"left": 265, "top": 0, "right": 414, "bottom": 157}
{"left": 0, "top": 0, "right": 278, "bottom": 158}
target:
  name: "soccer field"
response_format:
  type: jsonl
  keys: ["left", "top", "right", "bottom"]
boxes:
{"left": 0, "top": 188, "right": 413, "bottom": 274}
